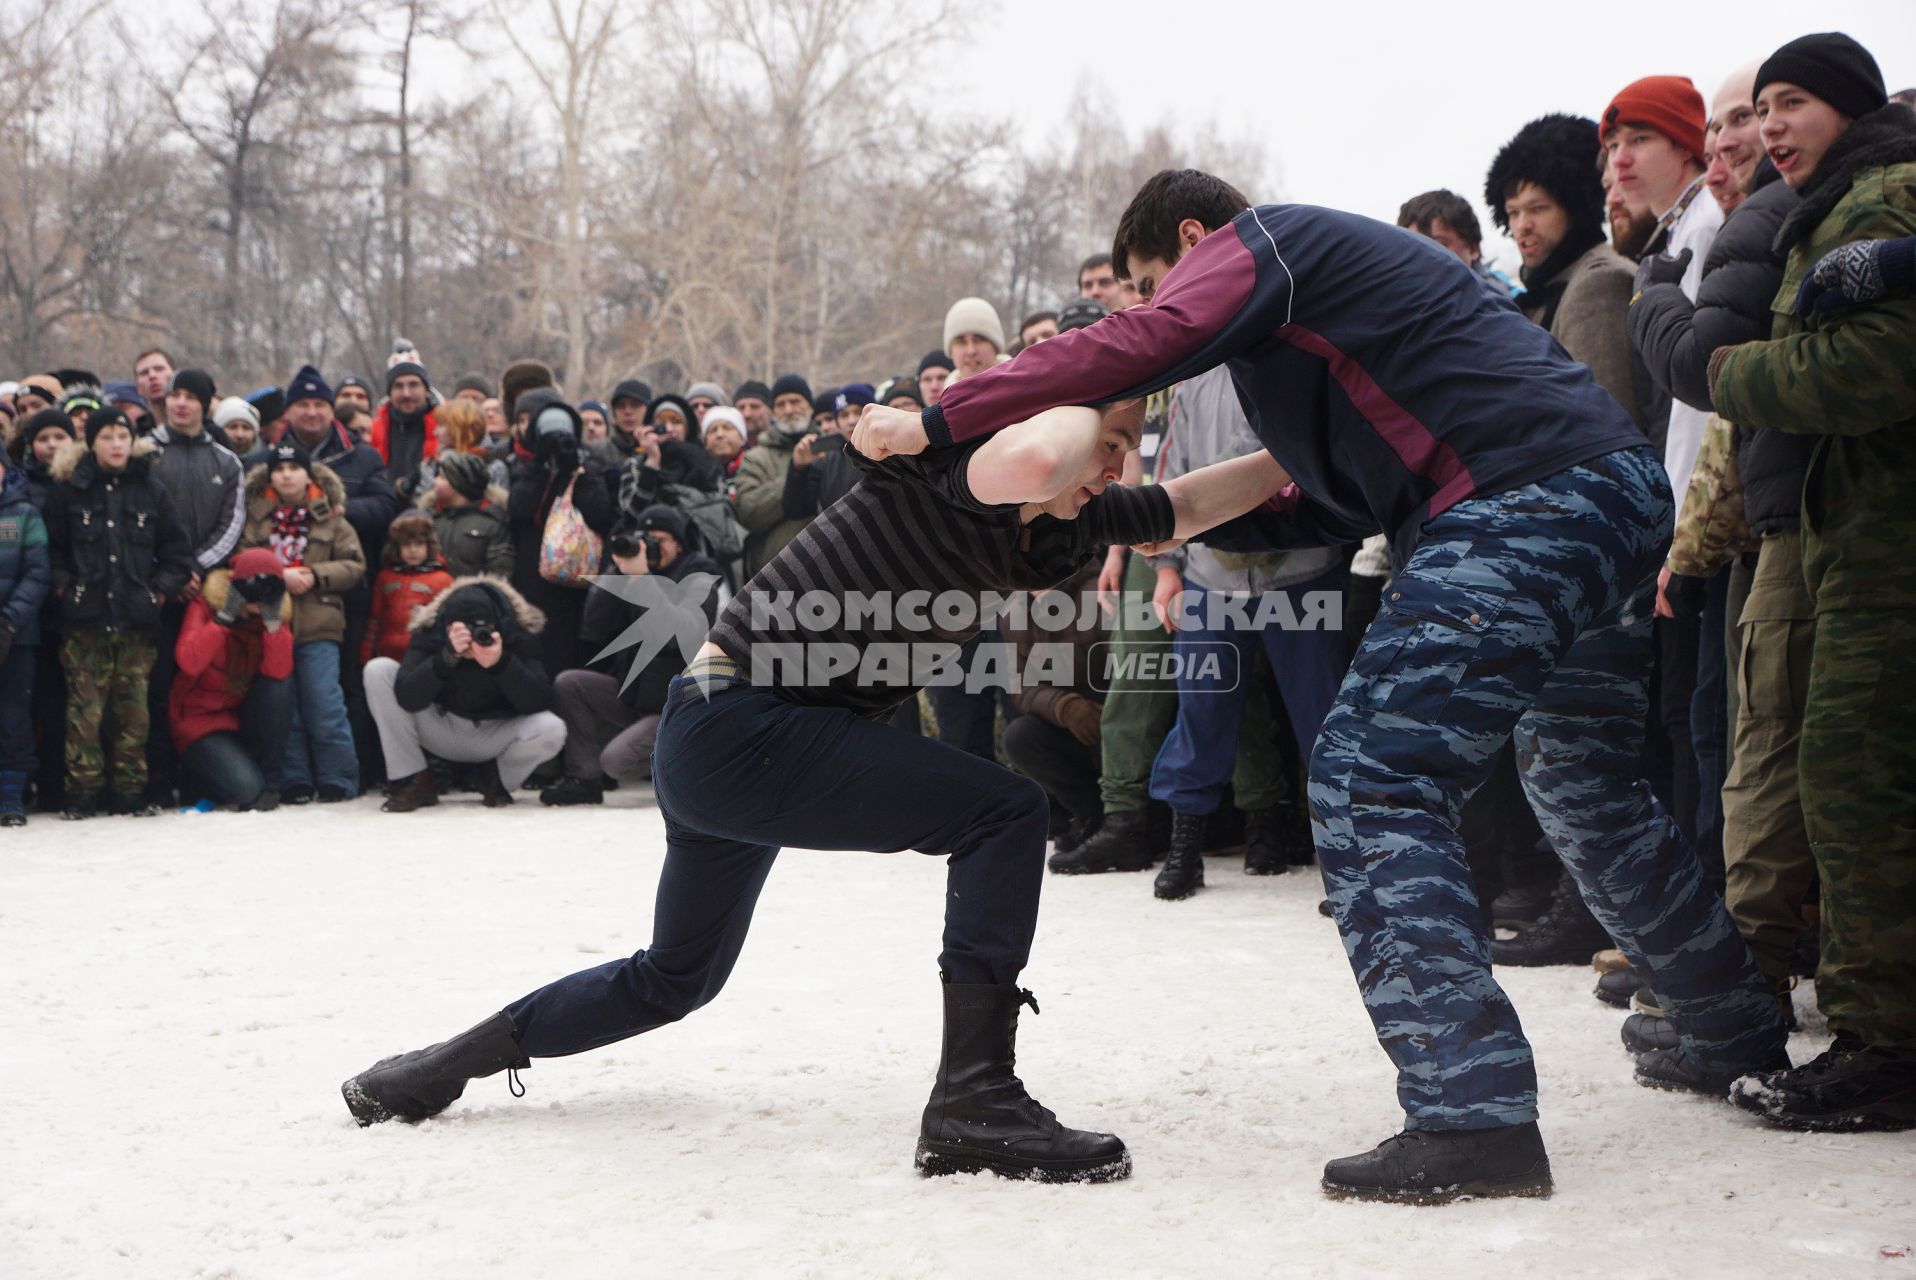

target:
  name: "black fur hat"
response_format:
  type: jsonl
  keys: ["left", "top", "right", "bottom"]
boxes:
{"left": 1484, "top": 113, "right": 1607, "bottom": 237}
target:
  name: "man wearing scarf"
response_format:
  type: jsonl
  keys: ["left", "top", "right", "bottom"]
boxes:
{"left": 368, "top": 361, "right": 439, "bottom": 499}
{"left": 1488, "top": 113, "right": 1645, "bottom": 432}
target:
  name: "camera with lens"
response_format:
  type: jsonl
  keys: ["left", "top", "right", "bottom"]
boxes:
{"left": 467, "top": 622, "right": 497, "bottom": 648}
{"left": 233, "top": 574, "right": 286, "bottom": 612}
{"left": 609, "top": 531, "right": 662, "bottom": 569}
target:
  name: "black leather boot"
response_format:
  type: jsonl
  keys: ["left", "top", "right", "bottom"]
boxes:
{"left": 342, "top": 1012, "right": 531, "bottom": 1126}
{"left": 1047, "top": 808, "right": 1153, "bottom": 874}
{"left": 1153, "top": 811, "right": 1206, "bottom": 900}
{"left": 1489, "top": 873, "right": 1612, "bottom": 966}
{"left": 915, "top": 977, "right": 1130, "bottom": 1183}
{"left": 1322, "top": 1122, "right": 1553, "bottom": 1204}
{"left": 1243, "top": 805, "right": 1300, "bottom": 876}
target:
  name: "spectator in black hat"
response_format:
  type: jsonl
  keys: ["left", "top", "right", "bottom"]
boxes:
{"left": 334, "top": 376, "right": 374, "bottom": 417}
{"left": 1056, "top": 297, "right": 1108, "bottom": 334}
{"left": 732, "top": 380, "right": 773, "bottom": 440}
{"left": 45, "top": 407, "right": 194, "bottom": 818}
{"left": 615, "top": 393, "right": 723, "bottom": 526}
{"left": 733, "top": 374, "right": 816, "bottom": 577}
{"left": 237, "top": 438, "right": 366, "bottom": 803}
{"left": 541, "top": 504, "right": 722, "bottom": 805}
{"left": 506, "top": 393, "right": 616, "bottom": 674}
{"left": 370, "top": 361, "right": 438, "bottom": 498}
{"left": 916, "top": 350, "right": 954, "bottom": 406}
{"left": 884, "top": 382, "right": 924, "bottom": 411}
{"left": 147, "top": 367, "right": 249, "bottom": 803}
{"left": 367, "top": 576, "right": 566, "bottom": 813}
{"left": 451, "top": 374, "right": 492, "bottom": 405}
{"left": 785, "top": 382, "right": 866, "bottom": 522}
{"left": 430, "top": 451, "right": 514, "bottom": 579}
{"left": 604, "top": 379, "right": 654, "bottom": 469}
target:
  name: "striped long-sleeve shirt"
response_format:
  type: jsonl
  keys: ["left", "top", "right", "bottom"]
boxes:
{"left": 709, "top": 441, "right": 1174, "bottom": 719}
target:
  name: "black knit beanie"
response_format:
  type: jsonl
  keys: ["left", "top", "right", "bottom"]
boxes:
{"left": 1756, "top": 33, "right": 1887, "bottom": 122}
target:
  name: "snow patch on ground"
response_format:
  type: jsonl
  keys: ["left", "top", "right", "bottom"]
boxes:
{"left": 5, "top": 793, "right": 1911, "bottom": 1277}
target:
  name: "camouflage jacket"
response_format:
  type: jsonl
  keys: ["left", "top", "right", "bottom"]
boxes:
{"left": 1669, "top": 415, "right": 1753, "bottom": 578}
{"left": 1709, "top": 105, "right": 1916, "bottom": 611}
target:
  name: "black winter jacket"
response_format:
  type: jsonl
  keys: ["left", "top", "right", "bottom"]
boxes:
{"left": 393, "top": 576, "right": 555, "bottom": 721}
{"left": 1629, "top": 166, "right": 1797, "bottom": 413}
{"left": 1628, "top": 166, "right": 1816, "bottom": 536}
{"left": 579, "top": 550, "right": 722, "bottom": 714}
{"left": 43, "top": 439, "right": 194, "bottom": 634}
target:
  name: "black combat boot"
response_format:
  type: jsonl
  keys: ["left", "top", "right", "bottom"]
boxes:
{"left": 1243, "top": 806, "right": 1293, "bottom": 876}
{"left": 1153, "top": 811, "right": 1206, "bottom": 900}
{"left": 1635, "top": 1042, "right": 1790, "bottom": 1096}
{"left": 1489, "top": 873, "right": 1612, "bottom": 966}
{"left": 915, "top": 977, "right": 1130, "bottom": 1183}
{"left": 1621, "top": 1011, "right": 1682, "bottom": 1055}
{"left": 1730, "top": 1035, "right": 1916, "bottom": 1133}
{"left": 1594, "top": 968, "right": 1646, "bottom": 1008}
{"left": 1047, "top": 808, "right": 1153, "bottom": 874}
{"left": 1322, "top": 1122, "right": 1553, "bottom": 1204}
{"left": 342, "top": 1012, "right": 531, "bottom": 1126}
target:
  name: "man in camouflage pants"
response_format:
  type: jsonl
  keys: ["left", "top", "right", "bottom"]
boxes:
{"left": 1708, "top": 36, "right": 1916, "bottom": 1131}
{"left": 63, "top": 633, "right": 157, "bottom": 803}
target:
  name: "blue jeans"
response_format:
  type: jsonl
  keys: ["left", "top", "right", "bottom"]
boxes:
{"left": 1310, "top": 447, "right": 1785, "bottom": 1130}
{"left": 279, "top": 640, "right": 358, "bottom": 795}
{"left": 182, "top": 676, "right": 292, "bottom": 808}
{"left": 1149, "top": 567, "right": 1352, "bottom": 815}
{"left": 504, "top": 663, "right": 1050, "bottom": 1057}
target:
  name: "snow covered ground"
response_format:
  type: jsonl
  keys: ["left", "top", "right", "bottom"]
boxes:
{"left": 5, "top": 790, "right": 1911, "bottom": 1279}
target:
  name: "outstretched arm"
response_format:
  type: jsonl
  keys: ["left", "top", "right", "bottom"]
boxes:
{"left": 1138, "top": 449, "right": 1293, "bottom": 552}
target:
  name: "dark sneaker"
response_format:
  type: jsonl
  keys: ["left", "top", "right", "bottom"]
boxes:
{"left": 1621, "top": 1012, "right": 1682, "bottom": 1055}
{"left": 1490, "top": 875, "right": 1612, "bottom": 966}
{"left": 343, "top": 1013, "right": 530, "bottom": 1126}
{"left": 1635, "top": 1045, "right": 1789, "bottom": 1096}
{"left": 283, "top": 785, "right": 318, "bottom": 806}
{"left": 317, "top": 785, "right": 353, "bottom": 803}
{"left": 1243, "top": 805, "right": 1300, "bottom": 876}
{"left": 477, "top": 761, "right": 514, "bottom": 808}
{"left": 1595, "top": 968, "right": 1645, "bottom": 1008}
{"left": 1730, "top": 1037, "right": 1916, "bottom": 1133}
{"left": 62, "top": 793, "right": 99, "bottom": 821}
{"left": 1322, "top": 1122, "right": 1553, "bottom": 1204}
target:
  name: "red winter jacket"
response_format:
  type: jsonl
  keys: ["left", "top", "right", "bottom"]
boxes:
{"left": 169, "top": 571, "right": 295, "bottom": 753}
{"left": 360, "top": 561, "right": 456, "bottom": 665}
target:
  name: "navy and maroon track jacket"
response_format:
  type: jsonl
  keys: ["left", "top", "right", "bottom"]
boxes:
{"left": 926, "top": 204, "right": 1647, "bottom": 567}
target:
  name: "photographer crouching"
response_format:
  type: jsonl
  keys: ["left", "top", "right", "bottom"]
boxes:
{"left": 364, "top": 575, "right": 566, "bottom": 812}
{"left": 541, "top": 504, "right": 722, "bottom": 805}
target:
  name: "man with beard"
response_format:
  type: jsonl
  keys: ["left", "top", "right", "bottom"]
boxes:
{"left": 732, "top": 374, "right": 816, "bottom": 577}
{"left": 368, "top": 361, "right": 438, "bottom": 499}
{"left": 1489, "top": 114, "right": 1643, "bottom": 430}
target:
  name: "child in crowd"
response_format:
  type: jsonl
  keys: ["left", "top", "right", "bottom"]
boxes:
{"left": 361, "top": 513, "right": 455, "bottom": 666}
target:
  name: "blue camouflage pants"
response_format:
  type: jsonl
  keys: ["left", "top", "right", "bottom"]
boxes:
{"left": 1310, "top": 446, "right": 1785, "bottom": 1130}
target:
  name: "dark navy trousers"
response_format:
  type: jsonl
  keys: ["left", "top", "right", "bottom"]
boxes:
{"left": 1310, "top": 447, "right": 1785, "bottom": 1130}
{"left": 506, "top": 665, "right": 1050, "bottom": 1057}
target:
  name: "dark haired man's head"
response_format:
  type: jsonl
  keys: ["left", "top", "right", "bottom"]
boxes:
{"left": 1111, "top": 169, "right": 1251, "bottom": 302}
{"left": 1077, "top": 253, "right": 1120, "bottom": 309}
{"left": 1397, "top": 189, "right": 1483, "bottom": 265}
{"left": 1019, "top": 311, "right": 1059, "bottom": 347}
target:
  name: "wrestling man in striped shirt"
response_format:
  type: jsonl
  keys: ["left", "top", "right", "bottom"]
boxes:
{"left": 343, "top": 396, "right": 1295, "bottom": 1184}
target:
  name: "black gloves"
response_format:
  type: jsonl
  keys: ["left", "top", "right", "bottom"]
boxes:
{"left": 1634, "top": 247, "right": 1692, "bottom": 298}
{"left": 230, "top": 574, "right": 287, "bottom": 629}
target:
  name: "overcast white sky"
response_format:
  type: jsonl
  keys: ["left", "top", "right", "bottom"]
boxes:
{"left": 941, "top": 0, "right": 1916, "bottom": 273}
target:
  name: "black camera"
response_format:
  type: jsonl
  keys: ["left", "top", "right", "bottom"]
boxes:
{"left": 610, "top": 532, "right": 662, "bottom": 568}
{"left": 467, "top": 622, "right": 497, "bottom": 648}
{"left": 234, "top": 574, "right": 285, "bottom": 611}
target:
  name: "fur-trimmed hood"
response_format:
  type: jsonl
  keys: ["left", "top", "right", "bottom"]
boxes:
{"left": 244, "top": 460, "right": 348, "bottom": 520}
{"left": 200, "top": 565, "right": 295, "bottom": 627}
{"left": 408, "top": 573, "right": 546, "bottom": 635}
{"left": 1776, "top": 101, "right": 1916, "bottom": 252}
{"left": 48, "top": 435, "right": 161, "bottom": 486}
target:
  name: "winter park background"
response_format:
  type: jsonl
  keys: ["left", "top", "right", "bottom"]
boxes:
{"left": 6, "top": 0, "right": 1916, "bottom": 1274}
